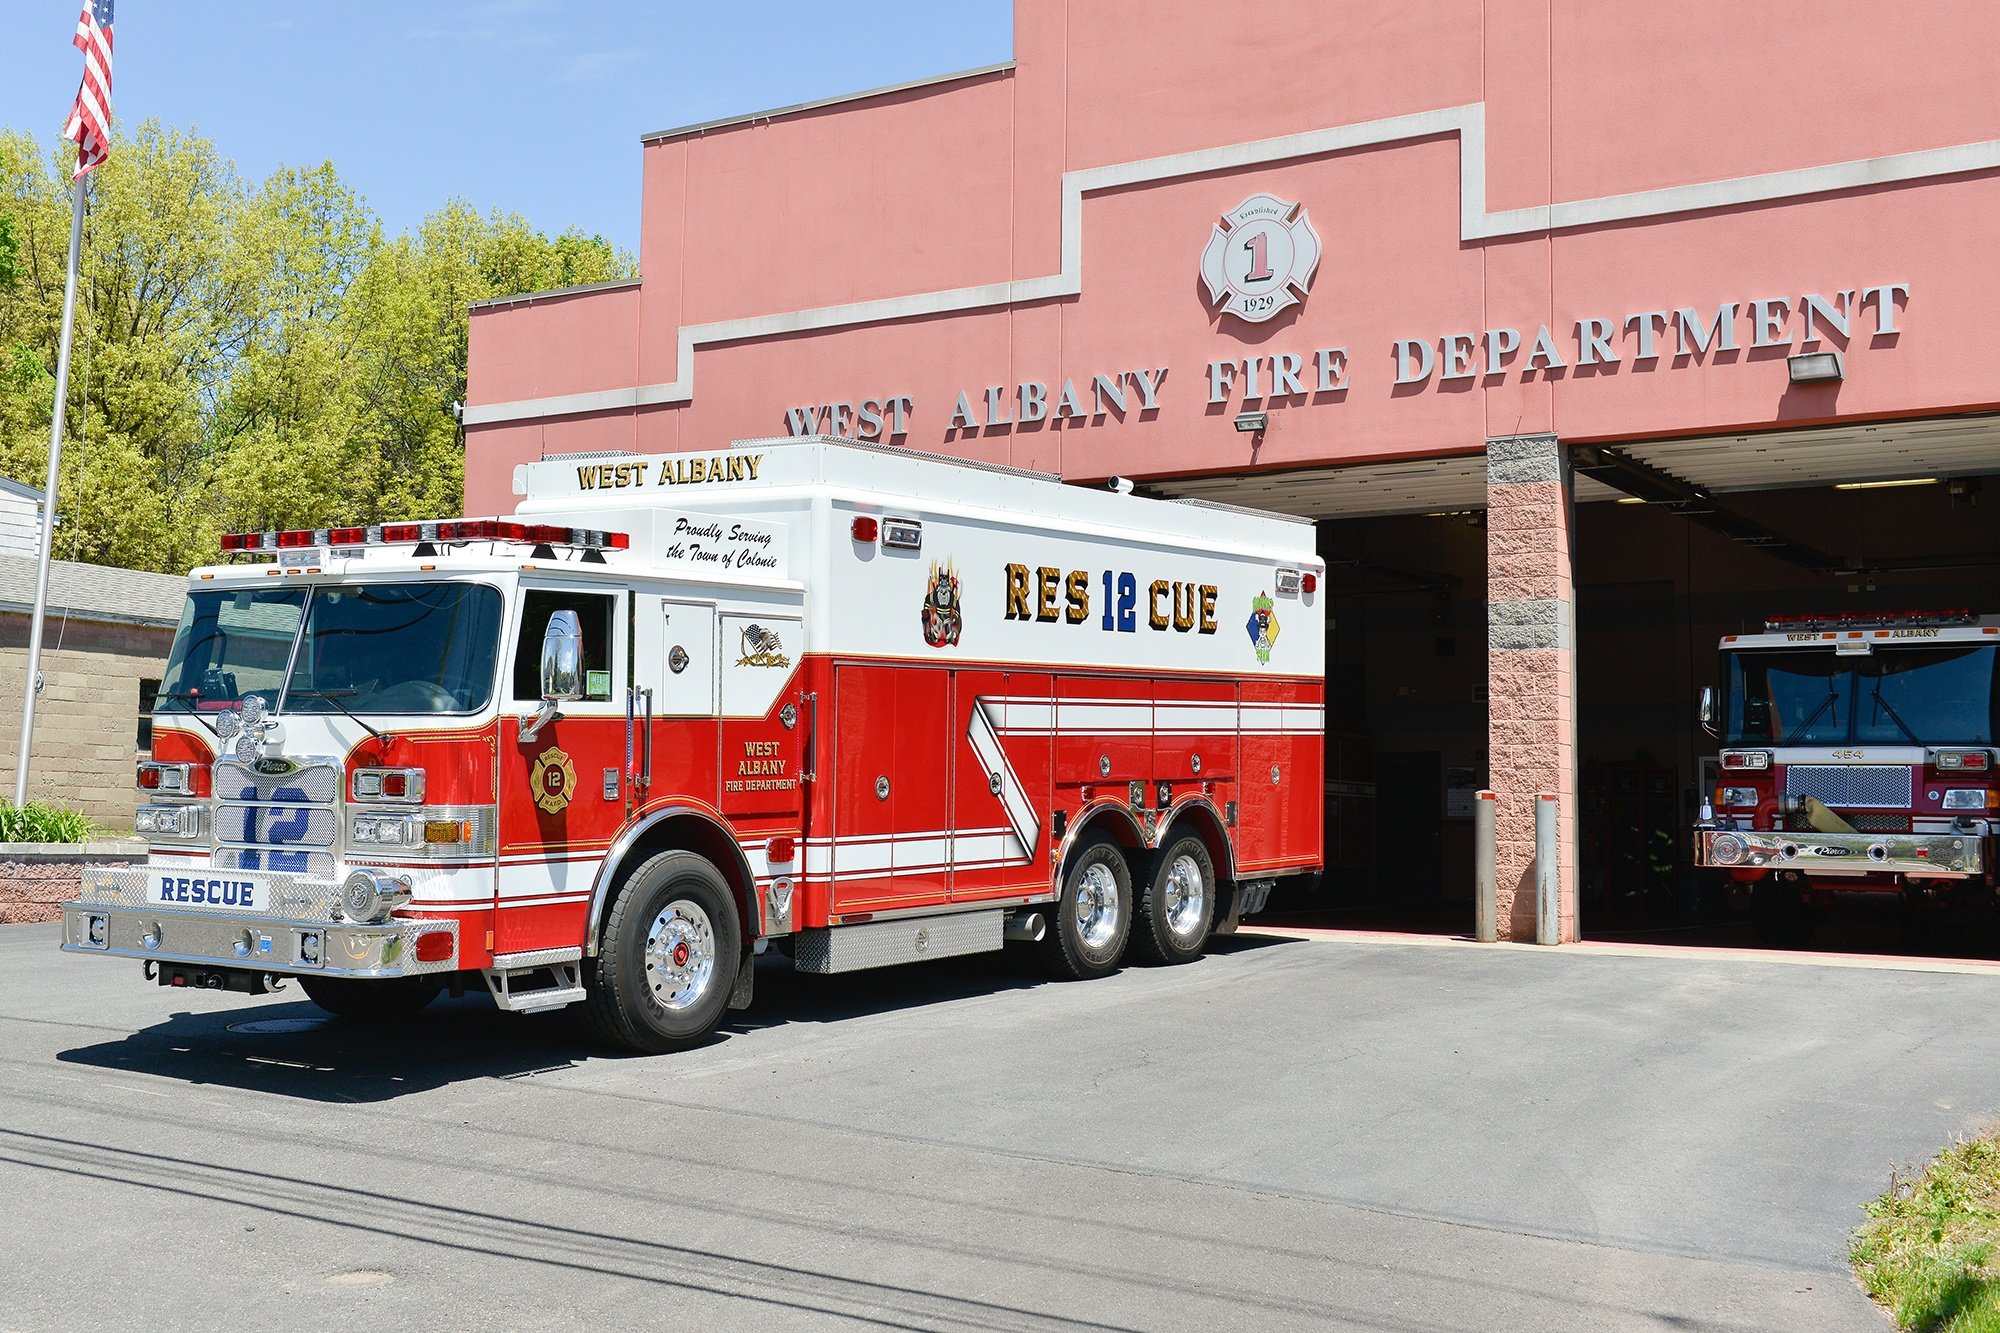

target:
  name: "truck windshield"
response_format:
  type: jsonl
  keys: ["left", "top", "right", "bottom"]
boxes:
{"left": 158, "top": 583, "right": 504, "bottom": 716}
{"left": 1724, "top": 645, "right": 2000, "bottom": 747}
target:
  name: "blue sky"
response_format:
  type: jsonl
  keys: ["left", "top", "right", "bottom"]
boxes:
{"left": 0, "top": 1, "right": 1014, "bottom": 254}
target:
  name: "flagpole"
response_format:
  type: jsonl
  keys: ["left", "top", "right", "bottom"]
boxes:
{"left": 13, "top": 174, "right": 88, "bottom": 808}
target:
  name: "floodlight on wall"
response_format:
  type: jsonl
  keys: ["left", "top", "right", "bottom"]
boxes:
{"left": 1233, "top": 411, "right": 1269, "bottom": 433}
{"left": 1787, "top": 350, "right": 1844, "bottom": 383}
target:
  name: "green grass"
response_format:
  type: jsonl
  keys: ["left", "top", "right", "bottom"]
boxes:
{"left": 1854, "top": 1129, "right": 2000, "bottom": 1332}
{"left": 0, "top": 801, "right": 98, "bottom": 844}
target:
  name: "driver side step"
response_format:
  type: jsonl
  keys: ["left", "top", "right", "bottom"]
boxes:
{"left": 483, "top": 946, "right": 586, "bottom": 1013}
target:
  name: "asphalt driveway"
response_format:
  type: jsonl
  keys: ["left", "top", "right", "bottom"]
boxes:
{"left": 2, "top": 919, "right": 1991, "bottom": 1330}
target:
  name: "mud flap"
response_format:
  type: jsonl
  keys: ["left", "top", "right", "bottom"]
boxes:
{"left": 727, "top": 946, "right": 755, "bottom": 1010}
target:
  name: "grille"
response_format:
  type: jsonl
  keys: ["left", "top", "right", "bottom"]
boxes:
{"left": 213, "top": 758, "right": 340, "bottom": 879}
{"left": 1785, "top": 764, "right": 1912, "bottom": 809}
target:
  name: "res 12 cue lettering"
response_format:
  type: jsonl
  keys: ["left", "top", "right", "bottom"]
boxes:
{"left": 1002, "top": 563, "right": 1216, "bottom": 635}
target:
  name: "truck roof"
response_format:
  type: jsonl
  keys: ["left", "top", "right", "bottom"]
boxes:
{"left": 515, "top": 435, "right": 1318, "bottom": 560}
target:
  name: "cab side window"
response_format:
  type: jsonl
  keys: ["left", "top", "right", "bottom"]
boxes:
{"left": 513, "top": 591, "right": 616, "bottom": 701}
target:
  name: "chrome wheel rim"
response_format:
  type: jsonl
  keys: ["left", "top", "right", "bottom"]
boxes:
{"left": 644, "top": 897, "right": 716, "bottom": 1011}
{"left": 1163, "top": 853, "right": 1206, "bottom": 940}
{"left": 1075, "top": 861, "right": 1121, "bottom": 951}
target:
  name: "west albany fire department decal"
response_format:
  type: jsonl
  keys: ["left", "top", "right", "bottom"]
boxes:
{"left": 1199, "top": 193, "right": 1322, "bottom": 325}
{"left": 1246, "top": 592, "right": 1280, "bottom": 665}
{"left": 736, "top": 622, "right": 791, "bottom": 669}
{"left": 922, "top": 560, "right": 963, "bottom": 648}
{"left": 531, "top": 746, "right": 577, "bottom": 814}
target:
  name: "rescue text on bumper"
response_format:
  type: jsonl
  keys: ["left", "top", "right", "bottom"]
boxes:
{"left": 1696, "top": 829, "right": 1984, "bottom": 877}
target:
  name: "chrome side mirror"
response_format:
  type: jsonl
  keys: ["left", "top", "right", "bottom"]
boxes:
{"left": 521, "top": 610, "right": 582, "bottom": 743}
{"left": 540, "top": 610, "right": 583, "bottom": 702}
{"left": 1698, "top": 686, "right": 1718, "bottom": 739}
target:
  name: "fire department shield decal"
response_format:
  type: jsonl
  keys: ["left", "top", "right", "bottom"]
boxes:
{"left": 1199, "top": 194, "right": 1322, "bottom": 325}
{"left": 532, "top": 746, "right": 576, "bottom": 815}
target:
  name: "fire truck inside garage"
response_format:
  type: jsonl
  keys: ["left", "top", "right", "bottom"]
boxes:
{"left": 1159, "top": 416, "right": 2000, "bottom": 954}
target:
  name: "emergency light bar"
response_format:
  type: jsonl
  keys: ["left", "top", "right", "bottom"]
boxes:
{"left": 1763, "top": 608, "right": 1975, "bottom": 632}
{"left": 221, "top": 521, "right": 630, "bottom": 555}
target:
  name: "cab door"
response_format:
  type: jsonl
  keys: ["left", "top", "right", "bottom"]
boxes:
{"left": 496, "top": 585, "right": 629, "bottom": 953}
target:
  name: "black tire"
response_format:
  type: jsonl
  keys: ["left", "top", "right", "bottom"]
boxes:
{"left": 581, "top": 851, "right": 740, "bottom": 1053}
{"left": 1751, "top": 880, "right": 1814, "bottom": 949}
{"left": 1132, "top": 835, "right": 1216, "bottom": 965}
{"left": 298, "top": 975, "right": 438, "bottom": 1021}
{"left": 1036, "top": 836, "right": 1133, "bottom": 980}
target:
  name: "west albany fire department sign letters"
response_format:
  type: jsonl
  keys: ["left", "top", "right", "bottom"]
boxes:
{"left": 770, "top": 176, "right": 1910, "bottom": 443}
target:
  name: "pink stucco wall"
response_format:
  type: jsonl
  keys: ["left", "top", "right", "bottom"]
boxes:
{"left": 464, "top": 0, "right": 2000, "bottom": 515}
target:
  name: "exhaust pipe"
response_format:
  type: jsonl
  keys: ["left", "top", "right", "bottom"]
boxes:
{"left": 1004, "top": 912, "right": 1046, "bottom": 943}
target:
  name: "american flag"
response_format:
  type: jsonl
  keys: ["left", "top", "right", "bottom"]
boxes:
{"left": 62, "top": 0, "right": 115, "bottom": 180}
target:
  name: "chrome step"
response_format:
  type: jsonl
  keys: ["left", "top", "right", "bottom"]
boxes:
{"left": 490, "top": 946, "right": 583, "bottom": 969}
{"left": 493, "top": 984, "right": 586, "bottom": 1014}
{"left": 482, "top": 957, "right": 586, "bottom": 1013}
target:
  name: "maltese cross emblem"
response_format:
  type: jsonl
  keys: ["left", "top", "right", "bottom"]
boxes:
{"left": 1199, "top": 193, "right": 1322, "bottom": 325}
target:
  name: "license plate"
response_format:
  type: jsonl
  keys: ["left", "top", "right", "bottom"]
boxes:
{"left": 145, "top": 870, "right": 268, "bottom": 912}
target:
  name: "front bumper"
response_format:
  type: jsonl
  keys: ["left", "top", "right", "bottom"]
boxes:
{"left": 1696, "top": 828, "right": 1985, "bottom": 878}
{"left": 59, "top": 868, "right": 457, "bottom": 979}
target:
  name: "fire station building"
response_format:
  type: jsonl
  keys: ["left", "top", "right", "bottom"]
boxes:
{"left": 462, "top": 1, "right": 2000, "bottom": 943}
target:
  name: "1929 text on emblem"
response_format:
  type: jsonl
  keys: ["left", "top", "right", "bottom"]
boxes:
{"left": 1200, "top": 194, "right": 1322, "bottom": 325}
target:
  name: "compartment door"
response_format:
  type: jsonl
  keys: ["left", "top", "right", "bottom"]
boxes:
{"left": 637, "top": 597, "right": 720, "bottom": 814}
{"left": 950, "top": 670, "right": 1051, "bottom": 903}
{"left": 829, "top": 665, "right": 951, "bottom": 914}
{"left": 717, "top": 612, "right": 806, "bottom": 831}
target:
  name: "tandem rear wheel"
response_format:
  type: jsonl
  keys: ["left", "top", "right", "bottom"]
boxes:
{"left": 1132, "top": 834, "right": 1216, "bottom": 965}
{"left": 582, "top": 850, "right": 741, "bottom": 1053}
{"left": 1037, "top": 835, "right": 1133, "bottom": 980}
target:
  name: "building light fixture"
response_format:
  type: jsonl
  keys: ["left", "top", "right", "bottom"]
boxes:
{"left": 1615, "top": 496, "right": 1646, "bottom": 505}
{"left": 1233, "top": 411, "right": 1269, "bottom": 433}
{"left": 1833, "top": 477, "right": 1938, "bottom": 491}
{"left": 1787, "top": 350, "right": 1844, "bottom": 383}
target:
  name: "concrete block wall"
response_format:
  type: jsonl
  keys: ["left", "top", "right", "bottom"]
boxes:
{"left": 1485, "top": 435, "right": 1579, "bottom": 942}
{"left": 0, "top": 614, "right": 175, "bottom": 831}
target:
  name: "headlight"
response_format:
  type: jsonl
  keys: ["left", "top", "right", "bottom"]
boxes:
{"left": 1721, "top": 751, "right": 1771, "bottom": 771}
{"left": 1719, "top": 787, "right": 1758, "bottom": 808}
{"left": 348, "top": 807, "right": 490, "bottom": 856}
{"left": 1942, "top": 789, "right": 1991, "bottom": 811}
{"left": 135, "top": 804, "right": 202, "bottom": 840}
{"left": 1709, "top": 833, "right": 1746, "bottom": 866}
{"left": 340, "top": 870, "right": 409, "bottom": 924}
{"left": 351, "top": 815, "right": 410, "bottom": 846}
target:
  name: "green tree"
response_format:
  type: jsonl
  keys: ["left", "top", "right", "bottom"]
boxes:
{"left": 0, "top": 123, "right": 633, "bottom": 572}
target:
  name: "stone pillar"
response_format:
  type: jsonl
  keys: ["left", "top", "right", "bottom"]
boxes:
{"left": 1485, "top": 434, "right": 1578, "bottom": 942}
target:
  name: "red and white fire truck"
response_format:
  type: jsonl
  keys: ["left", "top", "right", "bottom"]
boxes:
{"left": 61, "top": 438, "right": 1325, "bottom": 1050}
{"left": 1694, "top": 610, "right": 1999, "bottom": 947}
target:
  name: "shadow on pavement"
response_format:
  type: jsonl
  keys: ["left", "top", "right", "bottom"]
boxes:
{"left": 56, "top": 933, "right": 1297, "bottom": 1103}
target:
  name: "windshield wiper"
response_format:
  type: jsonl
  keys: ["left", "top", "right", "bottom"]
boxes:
{"left": 1790, "top": 686, "right": 1842, "bottom": 742}
{"left": 285, "top": 688, "right": 383, "bottom": 741}
{"left": 1869, "top": 684, "right": 1921, "bottom": 745}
